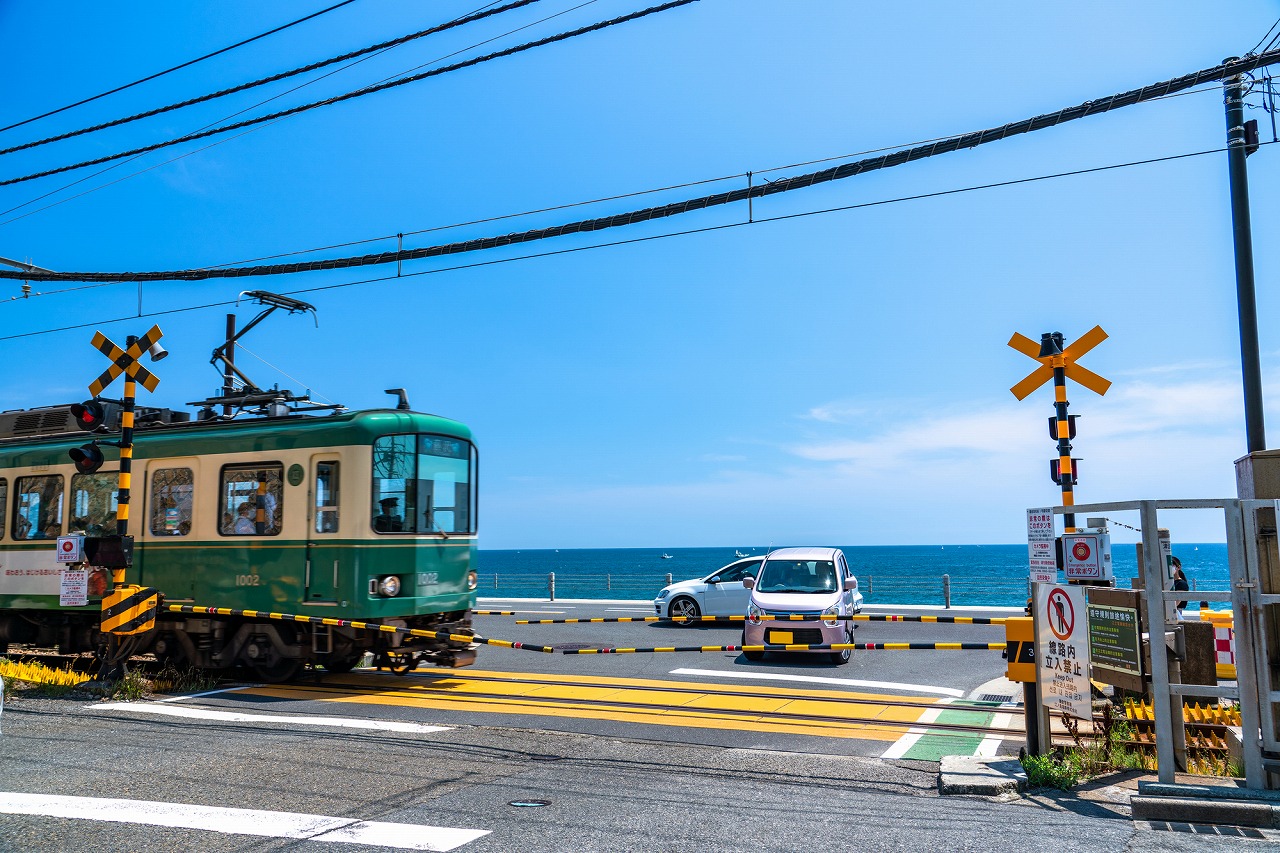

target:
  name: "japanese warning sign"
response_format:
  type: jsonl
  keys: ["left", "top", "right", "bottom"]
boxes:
{"left": 1035, "top": 583, "right": 1091, "bottom": 720}
{"left": 1027, "top": 507, "right": 1057, "bottom": 585}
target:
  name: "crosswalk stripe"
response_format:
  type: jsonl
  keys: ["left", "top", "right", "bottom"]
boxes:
{"left": 0, "top": 792, "right": 488, "bottom": 851}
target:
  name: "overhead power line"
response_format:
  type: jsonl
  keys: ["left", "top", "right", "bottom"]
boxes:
{"left": 0, "top": 0, "right": 542, "bottom": 158}
{"left": 0, "top": 0, "right": 577, "bottom": 227}
{"left": 0, "top": 142, "right": 1255, "bottom": 342}
{"left": 7, "top": 47, "right": 1279, "bottom": 285}
{"left": 0, "top": 0, "right": 698, "bottom": 189}
{"left": 0, "top": 1, "right": 359, "bottom": 136}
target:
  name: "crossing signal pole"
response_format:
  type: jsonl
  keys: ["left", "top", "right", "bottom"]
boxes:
{"left": 72, "top": 326, "right": 165, "bottom": 590}
{"left": 1009, "top": 326, "right": 1112, "bottom": 533}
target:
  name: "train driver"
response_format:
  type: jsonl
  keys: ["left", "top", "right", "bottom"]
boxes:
{"left": 374, "top": 497, "right": 404, "bottom": 532}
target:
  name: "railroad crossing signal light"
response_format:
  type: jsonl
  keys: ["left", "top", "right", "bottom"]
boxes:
{"left": 1050, "top": 458, "right": 1080, "bottom": 486}
{"left": 69, "top": 442, "right": 105, "bottom": 475}
{"left": 1048, "top": 414, "right": 1078, "bottom": 440}
{"left": 70, "top": 398, "right": 120, "bottom": 432}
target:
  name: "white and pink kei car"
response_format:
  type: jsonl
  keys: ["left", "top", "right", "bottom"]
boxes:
{"left": 741, "top": 547, "right": 863, "bottom": 665}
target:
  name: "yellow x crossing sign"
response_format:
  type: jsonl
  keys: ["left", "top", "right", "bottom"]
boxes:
{"left": 88, "top": 325, "right": 163, "bottom": 396}
{"left": 1008, "top": 325, "right": 1111, "bottom": 400}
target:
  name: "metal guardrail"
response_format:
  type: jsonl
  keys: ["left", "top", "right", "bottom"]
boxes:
{"left": 479, "top": 571, "right": 1041, "bottom": 607}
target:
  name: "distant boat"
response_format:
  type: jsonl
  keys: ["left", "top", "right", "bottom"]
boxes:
{"left": 661, "top": 553, "right": 673, "bottom": 559}
{"left": 735, "top": 550, "right": 748, "bottom": 557}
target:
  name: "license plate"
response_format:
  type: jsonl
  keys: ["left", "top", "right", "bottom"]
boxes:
{"left": 771, "top": 630, "right": 793, "bottom": 644}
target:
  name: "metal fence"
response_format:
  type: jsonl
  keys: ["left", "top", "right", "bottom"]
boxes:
{"left": 479, "top": 570, "right": 1235, "bottom": 607}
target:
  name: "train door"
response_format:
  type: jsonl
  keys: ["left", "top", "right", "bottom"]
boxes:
{"left": 137, "top": 459, "right": 199, "bottom": 597}
{"left": 305, "top": 455, "right": 342, "bottom": 603}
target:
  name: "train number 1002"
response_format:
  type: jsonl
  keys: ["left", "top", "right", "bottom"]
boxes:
{"left": 236, "top": 574, "right": 262, "bottom": 587}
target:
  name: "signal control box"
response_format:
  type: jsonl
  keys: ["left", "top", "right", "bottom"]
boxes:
{"left": 1062, "top": 529, "right": 1112, "bottom": 581}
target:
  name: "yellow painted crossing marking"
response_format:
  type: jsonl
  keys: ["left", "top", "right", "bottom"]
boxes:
{"left": 238, "top": 668, "right": 943, "bottom": 742}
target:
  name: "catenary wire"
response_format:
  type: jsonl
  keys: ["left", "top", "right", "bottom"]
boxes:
{"left": 0, "top": 1, "right": 359, "bottom": 136}
{"left": 7, "top": 45, "right": 1278, "bottom": 286}
{"left": 0, "top": 0, "right": 541, "bottom": 157}
{"left": 0, "top": 141, "right": 1255, "bottom": 339}
{"left": 0, "top": 0, "right": 699, "bottom": 189}
{"left": 0, "top": 0, "right": 556, "bottom": 224}
{"left": 1249, "top": 18, "right": 1280, "bottom": 56}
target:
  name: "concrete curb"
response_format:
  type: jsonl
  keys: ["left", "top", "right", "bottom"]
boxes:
{"left": 938, "top": 756, "right": 1027, "bottom": 796}
{"left": 1131, "top": 795, "right": 1280, "bottom": 828}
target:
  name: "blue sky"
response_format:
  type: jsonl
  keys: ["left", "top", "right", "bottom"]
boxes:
{"left": 2, "top": 1, "right": 1279, "bottom": 547}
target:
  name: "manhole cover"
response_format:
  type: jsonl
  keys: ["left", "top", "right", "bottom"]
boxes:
{"left": 508, "top": 800, "right": 552, "bottom": 808}
{"left": 551, "top": 643, "right": 594, "bottom": 650}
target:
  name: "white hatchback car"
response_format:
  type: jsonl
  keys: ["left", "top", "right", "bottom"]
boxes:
{"left": 653, "top": 556, "right": 764, "bottom": 622}
{"left": 741, "top": 547, "right": 863, "bottom": 664}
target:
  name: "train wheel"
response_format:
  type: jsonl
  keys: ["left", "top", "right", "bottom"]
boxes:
{"left": 246, "top": 626, "right": 302, "bottom": 683}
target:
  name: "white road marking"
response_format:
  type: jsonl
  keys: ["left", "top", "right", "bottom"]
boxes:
{"left": 975, "top": 706, "right": 1018, "bottom": 757}
{"left": 0, "top": 792, "right": 488, "bottom": 851}
{"left": 880, "top": 698, "right": 955, "bottom": 759}
{"left": 606, "top": 607, "right": 654, "bottom": 613}
{"left": 669, "top": 667, "right": 964, "bottom": 697}
{"left": 89, "top": 703, "right": 451, "bottom": 734}
{"left": 155, "top": 686, "right": 247, "bottom": 703}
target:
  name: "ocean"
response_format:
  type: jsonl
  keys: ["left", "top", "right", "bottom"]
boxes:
{"left": 476, "top": 543, "right": 1230, "bottom": 608}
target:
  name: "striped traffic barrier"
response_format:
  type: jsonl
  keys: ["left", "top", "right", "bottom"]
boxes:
{"left": 165, "top": 605, "right": 556, "bottom": 654}
{"left": 561, "top": 642, "right": 1007, "bottom": 655}
{"left": 474, "top": 610, "right": 517, "bottom": 616}
{"left": 517, "top": 613, "right": 1009, "bottom": 625}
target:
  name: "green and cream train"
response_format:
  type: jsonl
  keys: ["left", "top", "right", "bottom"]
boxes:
{"left": 0, "top": 403, "right": 479, "bottom": 680}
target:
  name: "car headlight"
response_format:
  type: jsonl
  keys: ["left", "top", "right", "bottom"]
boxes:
{"left": 377, "top": 575, "right": 402, "bottom": 597}
{"left": 467, "top": 570, "right": 478, "bottom": 591}
{"left": 747, "top": 601, "right": 762, "bottom": 624}
{"left": 656, "top": 589, "right": 670, "bottom": 600}
{"left": 822, "top": 605, "right": 839, "bottom": 627}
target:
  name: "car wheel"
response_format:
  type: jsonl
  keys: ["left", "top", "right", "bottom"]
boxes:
{"left": 669, "top": 596, "right": 701, "bottom": 625}
{"left": 829, "top": 625, "right": 852, "bottom": 665}
{"left": 742, "top": 629, "right": 764, "bottom": 661}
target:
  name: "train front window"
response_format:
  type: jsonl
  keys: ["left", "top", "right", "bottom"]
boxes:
{"left": 71, "top": 473, "right": 120, "bottom": 536}
{"left": 13, "top": 475, "right": 63, "bottom": 540}
{"left": 372, "top": 434, "right": 475, "bottom": 535}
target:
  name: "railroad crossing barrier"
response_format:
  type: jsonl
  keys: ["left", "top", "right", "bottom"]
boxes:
{"left": 162, "top": 605, "right": 1012, "bottom": 657}
{"left": 514, "top": 613, "right": 1011, "bottom": 625}
{"left": 165, "top": 605, "right": 557, "bottom": 654}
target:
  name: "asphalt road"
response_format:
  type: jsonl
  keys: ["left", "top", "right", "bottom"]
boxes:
{"left": 2, "top": 600, "right": 1273, "bottom": 850}
{"left": 1, "top": 693, "right": 1267, "bottom": 852}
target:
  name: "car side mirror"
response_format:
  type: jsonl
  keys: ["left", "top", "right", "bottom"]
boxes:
{"left": 843, "top": 577, "right": 857, "bottom": 592}
{"left": 706, "top": 576, "right": 720, "bottom": 585}
{"left": 742, "top": 576, "right": 755, "bottom": 590}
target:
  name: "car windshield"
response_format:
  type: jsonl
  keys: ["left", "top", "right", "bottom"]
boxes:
{"left": 756, "top": 559, "right": 837, "bottom": 594}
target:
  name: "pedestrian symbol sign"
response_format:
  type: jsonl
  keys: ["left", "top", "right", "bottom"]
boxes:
{"left": 1036, "top": 583, "right": 1091, "bottom": 720}
{"left": 1046, "top": 587, "right": 1075, "bottom": 640}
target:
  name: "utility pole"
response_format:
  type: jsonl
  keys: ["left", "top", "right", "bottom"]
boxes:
{"left": 1224, "top": 59, "right": 1265, "bottom": 453}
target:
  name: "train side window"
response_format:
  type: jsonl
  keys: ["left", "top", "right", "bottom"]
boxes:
{"left": 219, "top": 464, "right": 283, "bottom": 536}
{"left": 149, "top": 468, "right": 194, "bottom": 536}
{"left": 0, "top": 478, "right": 6, "bottom": 540}
{"left": 70, "top": 473, "right": 120, "bottom": 536}
{"left": 13, "top": 475, "right": 64, "bottom": 540}
{"left": 315, "top": 462, "right": 339, "bottom": 533}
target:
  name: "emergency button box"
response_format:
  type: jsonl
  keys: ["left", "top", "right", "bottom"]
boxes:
{"left": 1062, "top": 531, "right": 1112, "bottom": 581}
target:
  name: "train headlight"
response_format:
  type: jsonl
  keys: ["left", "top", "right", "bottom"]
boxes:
{"left": 467, "top": 570, "right": 478, "bottom": 591}
{"left": 377, "top": 575, "right": 402, "bottom": 597}
{"left": 822, "top": 605, "right": 839, "bottom": 627}
{"left": 747, "top": 602, "right": 762, "bottom": 624}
